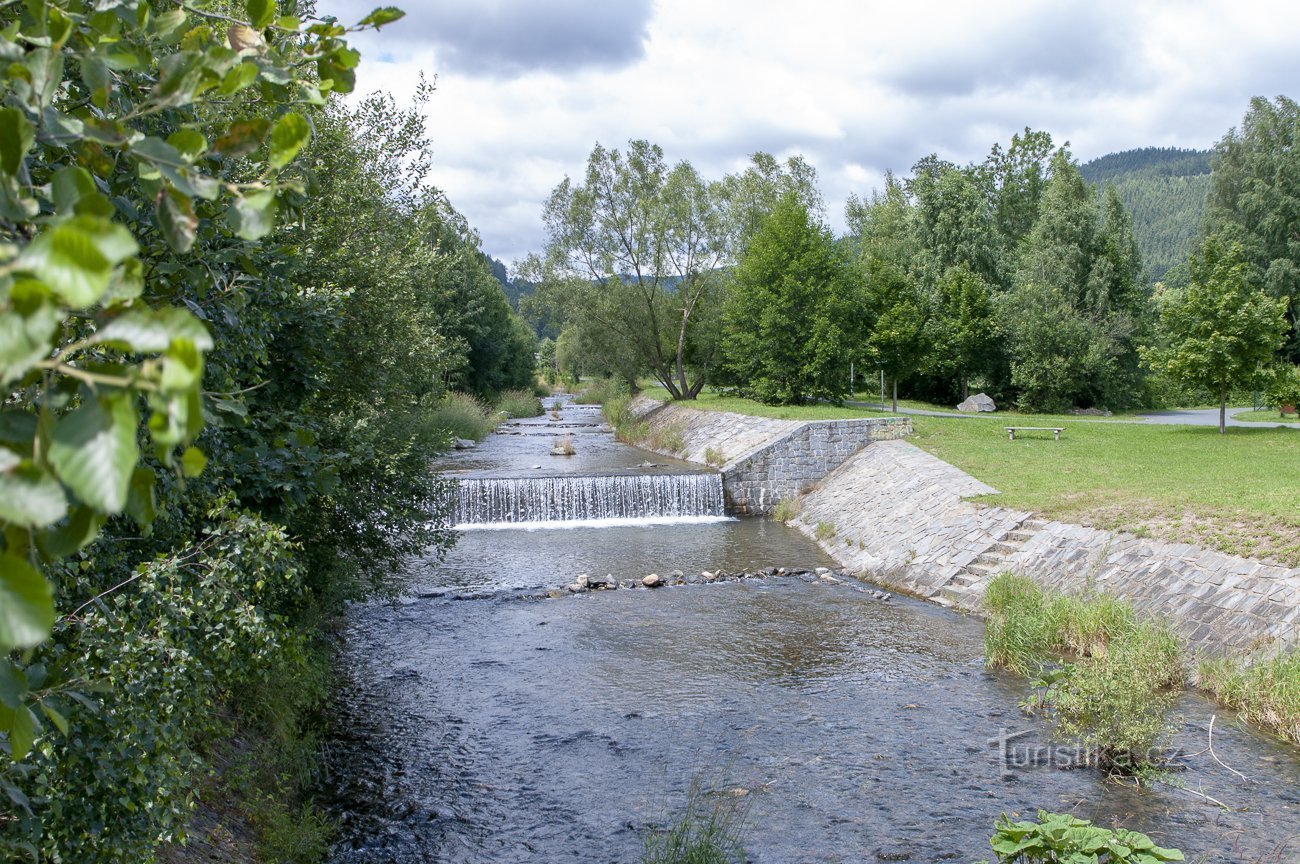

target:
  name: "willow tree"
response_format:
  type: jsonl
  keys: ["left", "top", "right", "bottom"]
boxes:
{"left": 523, "top": 140, "right": 728, "bottom": 399}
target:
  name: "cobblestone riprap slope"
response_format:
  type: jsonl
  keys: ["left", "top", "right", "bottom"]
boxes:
{"left": 630, "top": 398, "right": 1300, "bottom": 657}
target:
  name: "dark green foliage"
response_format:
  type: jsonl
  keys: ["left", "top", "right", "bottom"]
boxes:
{"left": 0, "top": 2, "right": 533, "bottom": 858}
{"left": 1202, "top": 96, "right": 1300, "bottom": 361}
{"left": 722, "top": 195, "right": 858, "bottom": 405}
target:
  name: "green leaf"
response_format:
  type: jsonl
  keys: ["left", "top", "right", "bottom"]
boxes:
{"left": 8, "top": 704, "right": 37, "bottom": 760}
{"left": 156, "top": 186, "right": 198, "bottom": 254}
{"left": 225, "top": 189, "right": 278, "bottom": 240}
{"left": 80, "top": 54, "right": 111, "bottom": 108}
{"left": 40, "top": 703, "right": 68, "bottom": 735}
{"left": 17, "top": 217, "right": 139, "bottom": 307}
{"left": 51, "top": 166, "right": 97, "bottom": 214}
{"left": 167, "top": 128, "right": 207, "bottom": 162}
{"left": 0, "top": 108, "right": 34, "bottom": 176}
{"left": 181, "top": 446, "right": 206, "bottom": 477}
{"left": 124, "top": 466, "right": 156, "bottom": 531}
{"left": 219, "top": 61, "right": 259, "bottom": 95}
{"left": 48, "top": 391, "right": 139, "bottom": 513}
{"left": 246, "top": 0, "right": 275, "bottom": 29}
{"left": 95, "top": 306, "right": 214, "bottom": 353}
{"left": 359, "top": 7, "right": 405, "bottom": 27}
{"left": 37, "top": 505, "right": 106, "bottom": 559}
{"left": 0, "top": 555, "right": 54, "bottom": 651}
{"left": 268, "top": 112, "right": 310, "bottom": 170}
{"left": 212, "top": 117, "right": 269, "bottom": 158}
{"left": 0, "top": 280, "right": 61, "bottom": 385}
{"left": 0, "top": 460, "right": 68, "bottom": 528}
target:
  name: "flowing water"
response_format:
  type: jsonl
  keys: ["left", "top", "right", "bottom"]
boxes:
{"left": 325, "top": 397, "right": 1300, "bottom": 863}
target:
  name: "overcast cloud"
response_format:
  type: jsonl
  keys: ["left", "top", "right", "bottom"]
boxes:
{"left": 318, "top": 0, "right": 1300, "bottom": 266}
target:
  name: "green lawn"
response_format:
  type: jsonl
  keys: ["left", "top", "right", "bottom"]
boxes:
{"left": 913, "top": 415, "right": 1300, "bottom": 566}
{"left": 1232, "top": 408, "right": 1300, "bottom": 425}
{"left": 640, "top": 386, "right": 1300, "bottom": 566}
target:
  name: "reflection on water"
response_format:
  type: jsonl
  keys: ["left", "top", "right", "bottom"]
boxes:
{"left": 327, "top": 560, "right": 1300, "bottom": 863}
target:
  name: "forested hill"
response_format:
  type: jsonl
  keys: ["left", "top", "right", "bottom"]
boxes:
{"left": 486, "top": 254, "right": 535, "bottom": 307}
{"left": 1078, "top": 147, "right": 1213, "bottom": 281}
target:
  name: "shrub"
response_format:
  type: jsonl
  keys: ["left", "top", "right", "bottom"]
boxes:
{"left": 430, "top": 392, "right": 497, "bottom": 441}
{"left": 643, "top": 776, "right": 749, "bottom": 864}
{"left": 772, "top": 498, "right": 800, "bottom": 524}
{"left": 533, "top": 378, "right": 554, "bottom": 397}
{"left": 1051, "top": 624, "right": 1183, "bottom": 773}
{"left": 704, "top": 447, "right": 726, "bottom": 468}
{"left": 1197, "top": 651, "right": 1300, "bottom": 744}
{"left": 497, "top": 389, "right": 544, "bottom": 418}
{"left": 1267, "top": 364, "right": 1300, "bottom": 413}
{"left": 986, "top": 809, "right": 1183, "bottom": 862}
{"left": 574, "top": 377, "right": 629, "bottom": 405}
{"left": 815, "top": 521, "right": 835, "bottom": 541}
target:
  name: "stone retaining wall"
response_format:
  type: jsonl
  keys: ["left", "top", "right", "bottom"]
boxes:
{"left": 792, "top": 440, "right": 1300, "bottom": 658}
{"left": 628, "top": 396, "right": 911, "bottom": 513}
{"left": 629, "top": 398, "right": 1300, "bottom": 658}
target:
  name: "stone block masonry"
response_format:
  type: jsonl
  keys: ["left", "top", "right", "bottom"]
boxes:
{"left": 626, "top": 396, "right": 911, "bottom": 513}
{"left": 628, "top": 397, "right": 1300, "bottom": 659}
{"left": 793, "top": 439, "right": 1300, "bottom": 658}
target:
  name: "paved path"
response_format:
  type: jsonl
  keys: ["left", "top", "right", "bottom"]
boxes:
{"left": 846, "top": 401, "right": 1299, "bottom": 429}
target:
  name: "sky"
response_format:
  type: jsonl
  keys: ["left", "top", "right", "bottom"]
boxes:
{"left": 316, "top": 0, "right": 1300, "bottom": 268}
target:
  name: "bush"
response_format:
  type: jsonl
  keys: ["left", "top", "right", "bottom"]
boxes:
{"left": 772, "top": 499, "right": 800, "bottom": 524}
{"left": 574, "top": 376, "right": 630, "bottom": 405}
{"left": 986, "top": 809, "right": 1183, "bottom": 862}
{"left": 643, "top": 776, "right": 749, "bottom": 864}
{"left": 430, "top": 392, "right": 498, "bottom": 441}
{"left": 1198, "top": 651, "right": 1300, "bottom": 744}
{"left": 1267, "top": 365, "right": 1300, "bottom": 413}
{"left": 497, "top": 389, "right": 544, "bottom": 418}
{"left": 1051, "top": 624, "right": 1183, "bottom": 773}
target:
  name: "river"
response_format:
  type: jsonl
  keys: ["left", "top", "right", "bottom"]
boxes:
{"left": 324, "top": 398, "right": 1300, "bottom": 863}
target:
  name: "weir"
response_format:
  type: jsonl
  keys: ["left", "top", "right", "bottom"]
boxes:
{"left": 453, "top": 473, "right": 726, "bottom": 526}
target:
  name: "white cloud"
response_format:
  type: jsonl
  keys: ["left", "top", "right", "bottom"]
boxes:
{"left": 319, "top": 0, "right": 1300, "bottom": 265}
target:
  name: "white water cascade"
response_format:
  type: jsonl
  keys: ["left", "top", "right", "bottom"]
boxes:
{"left": 453, "top": 473, "right": 726, "bottom": 527}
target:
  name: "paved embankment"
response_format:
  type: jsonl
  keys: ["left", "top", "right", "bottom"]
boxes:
{"left": 631, "top": 398, "right": 1300, "bottom": 658}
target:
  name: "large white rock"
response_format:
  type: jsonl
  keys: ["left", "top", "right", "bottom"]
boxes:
{"left": 956, "top": 393, "right": 996, "bottom": 413}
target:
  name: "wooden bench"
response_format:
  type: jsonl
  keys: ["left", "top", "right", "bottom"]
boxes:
{"left": 1005, "top": 426, "right": 1064, "bottom": 441}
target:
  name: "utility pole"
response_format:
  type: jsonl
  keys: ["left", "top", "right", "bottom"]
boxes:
{"left": 849, "top": 361, "right": 854, "bottom": 400}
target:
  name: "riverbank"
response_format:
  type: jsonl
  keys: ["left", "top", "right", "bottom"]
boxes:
{"left": 625, "top": 395, "right": 1300, "bottom": 661}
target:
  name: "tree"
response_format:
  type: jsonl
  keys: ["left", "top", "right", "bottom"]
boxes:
{"left": 721, "top": 195, "right": 857, "bottom": 405}
{"left": 862, "top": 255, "right": 929, "bottom": 412}
{"left": 926, "top": 264, "right": 998, "bottom": 400}
{"left": 1004, "top": 152, "right": 1145, "bottom": 410}
{"left": 1143, "top": 237, "right": 1289, "bottom": 432}
{"left": 525, "top": 141, "right": 727, "bottom": 399}
{"left": 1202, "top": 96, "right": 1300, "bottom": 360}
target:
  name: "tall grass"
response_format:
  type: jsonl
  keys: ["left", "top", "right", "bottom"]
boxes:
{"left": 429, "top": 392, "right": 497, "bottom": 441}
{"left": 1198, "top": 651, "right": 1300, "bottom": 745}
{"left": 643, "top": 776, "right": 749, "bottom": 864}
{"left": 497, "top": 388, "right": 543, "bottom": 418}
{"left": 983, "top": 573, "right": 1184, "bottom": 773}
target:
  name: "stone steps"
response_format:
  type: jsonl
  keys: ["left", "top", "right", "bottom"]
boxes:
{"left": 933, "top": 516, "right": 1051, "bottom": 608}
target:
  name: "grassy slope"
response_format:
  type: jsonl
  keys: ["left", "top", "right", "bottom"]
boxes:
{"left": 642, "top": 387, "right": 1300, "bottom": 566}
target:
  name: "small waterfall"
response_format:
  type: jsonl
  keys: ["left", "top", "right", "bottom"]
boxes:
{"left": 453, "top": 473, "right": 725, "bottom": 526}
